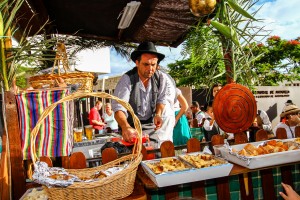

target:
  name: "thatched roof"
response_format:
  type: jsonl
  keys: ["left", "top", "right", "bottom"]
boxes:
{"left": 16, "top": 0, "right": 200, "bottom": 47}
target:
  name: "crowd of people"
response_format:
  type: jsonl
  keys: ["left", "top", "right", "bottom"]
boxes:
{"left": 86, "top": 41, "right": 300, "bottom": 198}
{"left": 87, "top": 41, "right": 300, "bottom": 149}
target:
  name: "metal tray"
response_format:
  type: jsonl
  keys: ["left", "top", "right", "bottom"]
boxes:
{"left": 141, "top": 154, "right": 233, "bottom": 187}
{"left": 219, "top": 139, "right": 300, "bottom": 169}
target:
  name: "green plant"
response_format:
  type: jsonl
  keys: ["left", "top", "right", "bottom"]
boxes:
{"left": 0, "top": 0, "right": 135, "bottom": 91}
{"left": 0, "top": 0, "right": 60, "bottom": 91}
{"left": 251, "top": 36, "right": 300, "bottom": 85}
{"left": 168, "top": 0, "right": 269, "bottom": 88}
{"left": 0, "top": 0, "right": 24, "bottom": 91}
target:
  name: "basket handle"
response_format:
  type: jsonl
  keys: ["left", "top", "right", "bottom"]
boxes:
{"left": 30, "top": 91, "right": 142, "bottom": 164}
{"left": 51, "top": 42, "right": 70, "bottom": 75}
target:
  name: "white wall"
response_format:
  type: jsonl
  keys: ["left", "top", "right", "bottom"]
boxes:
{"left": 255, "top": 85, "right": 300, "bottom": 129}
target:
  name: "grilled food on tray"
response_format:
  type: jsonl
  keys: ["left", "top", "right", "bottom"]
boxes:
{"left": 146, "top": 158, "right": 189, "bottom": 174}
{"left": 234, "top": 140, "right": 299, "bottom": 157}
{"left": 295, "top": 138, "right": 300, "bottom": 144}
{"left": 180, "top": 154, "right": 225, "bottom": 168}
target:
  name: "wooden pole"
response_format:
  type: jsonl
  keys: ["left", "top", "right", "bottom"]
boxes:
{"left": 0, "top": 134, "right": 10, "bottom": 200}
{"left": 4, "top": 91, "right": 26, "bottom": 200}
{"left": 220, "top": 35, "right": 234, "bottom": 84}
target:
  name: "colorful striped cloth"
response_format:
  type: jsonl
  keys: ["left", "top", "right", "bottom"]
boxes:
{"left": 15, "top": 89, "right": 74, "bottom": 160}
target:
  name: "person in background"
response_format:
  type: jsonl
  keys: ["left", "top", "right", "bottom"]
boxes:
{"left": 248, "top": 103, "right": 273, "bottom": 142}
{"left": 89, "top": 100, "right": 105, "bottom": 134}
{"left": 279, "top": 182, "right": 300, "bottom": 200}
{"left": 173, "top": 88, "right": 191, "bottom": 146}
{"left": 212, "top": 83, "right": 222, "bottom": 98}
{"left": 284, "top": 100, "right": 295, "bottom": 110}
{"left": 273, "top": 104, "right": 300, "bottom": 138}
{"left": 281, "top": 100, "right": 296, "bottom": 122}
{"left": 202, "top": 100, "right": 233, "bottom": 141}
{"left": 112, "top": 42, "right": 167, "bottom": 147}
{"left": 186, "top": 111, "right": 193, "bottom": 127}
{"left": 103, "top": 103, "right": 119, "bottom": 133}
{"left": 203, "top": 100, "right": 222, "bottom": 141}
{"left": 153, "top": 67, "right": 177, "bottom": 146}
{"left": 190, "top": 101, "right": 205, "bottom": 128}
{"left": 253, "top": 109, "right": 272, "bottom": 131}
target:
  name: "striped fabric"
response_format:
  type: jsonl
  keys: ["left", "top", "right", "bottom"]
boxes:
{"left": 15, "top": 89, "right": 73, "bottom": 160}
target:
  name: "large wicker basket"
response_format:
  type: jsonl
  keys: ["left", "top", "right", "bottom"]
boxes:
{"left": 29, "top": 42, "right": 94, "bottom": 92}
{"left": 30, "top": 92, "right": 143, "bottom": 200}
{"left": 29, "top": 72, "right": 94, "bottom": 92}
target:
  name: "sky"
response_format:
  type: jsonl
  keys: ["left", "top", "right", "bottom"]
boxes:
{"left": 75, "top": 0, "right": 300, "bottom": 79}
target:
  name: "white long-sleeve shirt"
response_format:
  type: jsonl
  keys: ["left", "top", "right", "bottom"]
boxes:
{"left": 273, "top": 122, "right": 296, "bottom": 139}
{"left": 258, "top": 110, "right": 272, "bottom": 132}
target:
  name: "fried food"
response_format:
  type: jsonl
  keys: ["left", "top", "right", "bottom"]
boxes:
{"left": 146, "top": 158, "right": 189, "bottom": 174}
{"left": 237, "top": 140, "right": 299, "bottom": 157}
{"left": 294, "top": 138, "right": 300, "bottom": 144}
{"left": 243, "top": 144, "right": 258, "bottom": 156}
{"left": 267, "top": 140, "right": 277, "bottom": 146}
{"left": 180, "top": 154, "right": 225, "bottom": 168}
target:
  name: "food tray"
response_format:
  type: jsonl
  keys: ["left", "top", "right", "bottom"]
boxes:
{"left": 20, "top": 187, "right": 48, "bottom": 200}
{"left": 141, "top": 154, "right": 233, "bottom": 187}
{"left": 219, "top": 139, "right": 300, "bottom": 169}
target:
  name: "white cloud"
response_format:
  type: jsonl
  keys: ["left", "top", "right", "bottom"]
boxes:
{"left": 253, "top": 0, "right": 300, "bottom": 40}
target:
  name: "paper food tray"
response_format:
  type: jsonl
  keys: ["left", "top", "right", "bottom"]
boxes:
{"left": 141, "top": 154, "right": 233, "bottom": 187}
{"left": 20, "top": 187, "right": 48, "bottom": 200}
{"left": 219, "top": 139, "right": 300, "bottom": 169}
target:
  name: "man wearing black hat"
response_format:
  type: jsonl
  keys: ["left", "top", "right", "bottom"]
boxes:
{"left": 112, "top": 42, "right": 168, "bottom": 146}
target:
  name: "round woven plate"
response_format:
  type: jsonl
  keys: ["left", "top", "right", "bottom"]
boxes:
{"left": 213, "top": 83, "right": 257, "bottom": 133}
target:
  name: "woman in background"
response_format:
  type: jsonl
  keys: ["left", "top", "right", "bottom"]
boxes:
{"left": 173, "top": 88, "right": 191, "bottom": 146}
{"left": 103, "top": 103, "right": 119, "bottom": 133}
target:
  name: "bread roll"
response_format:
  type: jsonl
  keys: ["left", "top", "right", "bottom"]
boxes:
{"left": 267, "top": 140, "right": 277, "bottom": 146}
{"left": 244, "top": 144, "right": 258, "bottom": 156}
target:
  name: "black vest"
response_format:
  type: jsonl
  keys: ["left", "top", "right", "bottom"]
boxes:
{"left": 125, "top": 67, "right": 160, "bottom": 125}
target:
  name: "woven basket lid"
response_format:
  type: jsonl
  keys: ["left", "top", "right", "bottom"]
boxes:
{"left": 213, "top": 83, "right": 257, "bottom": 133}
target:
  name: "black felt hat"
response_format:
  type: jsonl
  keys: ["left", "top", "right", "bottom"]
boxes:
{"left": 131, "top": 42, "right": 165, "bottom": 62}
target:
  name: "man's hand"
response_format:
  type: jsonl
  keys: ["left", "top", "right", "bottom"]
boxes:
{"left": 279, "top": 182, "right": 300, "bottom": 200}
{"left": 122, "top": 126, "right": 137, "bottom": 143}
{"left": 154, "top": 115, "right": 162, "bottom": 130}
